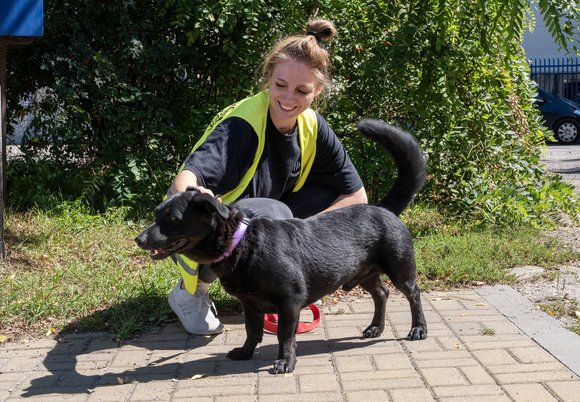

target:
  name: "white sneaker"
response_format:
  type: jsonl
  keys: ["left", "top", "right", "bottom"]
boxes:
{"left": 168, "top": 279, "right": 224, "bottom": 335}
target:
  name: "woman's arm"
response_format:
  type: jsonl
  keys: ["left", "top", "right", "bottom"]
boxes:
{"left": 170, "top": 170, "right": 217, "bottom": 198}
{"left": 320, "top": 186, "right": 368, "bottom": 214}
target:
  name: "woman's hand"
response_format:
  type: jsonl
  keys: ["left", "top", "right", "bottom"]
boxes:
{"left": 170, "top": 170, "right": 221, "bottom": 201}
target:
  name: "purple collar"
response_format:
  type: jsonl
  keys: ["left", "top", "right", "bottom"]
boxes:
{"left": 212, "top": 218, "right": 249, "bottom": 263}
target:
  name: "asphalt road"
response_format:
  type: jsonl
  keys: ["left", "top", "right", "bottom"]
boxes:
{"left": 543, "top": 143, "right": 580, "bottom": 193}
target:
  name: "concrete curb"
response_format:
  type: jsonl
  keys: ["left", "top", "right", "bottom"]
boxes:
{"left": 478, "top": 284, "right": 580, "bottom": 376}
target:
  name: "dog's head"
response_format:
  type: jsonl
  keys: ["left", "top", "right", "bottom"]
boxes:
{"left": 135, "top": 189, "right": 232, "bottom": 260}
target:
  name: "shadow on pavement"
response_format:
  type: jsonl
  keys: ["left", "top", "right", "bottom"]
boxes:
{"left": 21, "top": 308, "right": 392, "bottom": 397}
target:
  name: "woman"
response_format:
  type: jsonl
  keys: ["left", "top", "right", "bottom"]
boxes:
{"left": 168, "top": 19, "right": 368, "bottom": 335}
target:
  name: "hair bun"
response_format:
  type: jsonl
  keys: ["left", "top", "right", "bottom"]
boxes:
{"left": 306, "top": 19, "right": 336, "bottom": 43}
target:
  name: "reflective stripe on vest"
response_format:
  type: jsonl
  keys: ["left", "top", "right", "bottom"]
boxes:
{"left": 174, "top": 254, "right": 198, "bottom": 294}
{"left": 176, "top": 90, "right": 318, "bottom": 294}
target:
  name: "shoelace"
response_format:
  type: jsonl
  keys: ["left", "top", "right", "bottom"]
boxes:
{"left": 178, "top": 292, "right": 212, "bottom": 315}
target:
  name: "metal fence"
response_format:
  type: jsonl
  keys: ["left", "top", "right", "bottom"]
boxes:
{"left": 529, "top": 57, "right": 580, "bottom": 103}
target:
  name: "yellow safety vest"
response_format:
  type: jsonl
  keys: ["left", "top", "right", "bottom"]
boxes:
{"left": 176, "top": 90, "right": 318, "bottom": 294}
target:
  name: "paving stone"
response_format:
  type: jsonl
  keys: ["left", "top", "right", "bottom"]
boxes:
{"left": 409, "top": 350, "right": 472, "bottom": 361}
{"left": 345, "top": 389, "right": 390, "bottom": 401}
{"left": 328, "top": 340, "right": 403, "bottom": 357}
{"left": 7, "top": 388, "right": 95, "bottom": 401}
{"left": 130, "top": 379, "right": 177, "bottom": 401}
{"left": 471, "top": 349, "right": 519, "bottom": 366}
{"left": 110, "top": 351, "right": 152, "bottom": 369}
{"left": 173, "top": 383, "right": 256, "bottom": 398}
{"left": 445, "top": 321, "right": 486, "bottom": 336}
{"left": 487, "top": 362, "right": 565, "bottom": 375}
{"left": 432, "top": 384, "right": 506, "bottom": 398}
{"left": 87, "top": 383, "right": 136, "bottom": 401}
{"left": 429, "top": 299, "right": 468, "bottom": 311}
{"left": 545, "top": 380, "right": 580, "bottom": 400}
{"left": 503, "top": 383, "right": 559, "bottom": 401}
{"left": 325, "top": 325, "right": 365, "bottom": 339}
{"left": 372, "top": 354, "right": 415, "bottom": 371}
{"left": 258, "top": 374, "right": 297, "bottom": 394}
{"left": 386, "top": 311, "right": 415, "bottom": 325}
{"left": 463, "top": 339, "right": 537, "bottom": 350}
{"left": 334, "top": 355, "right": 374, "bottom": 372}
{"left": 495, "top": 370, "right": 577, "bottom": 384}
{"left": 434, "top": 336, "right": 465, "bottom": 351}
{"left": 389, "top": 387, "right": 435, "bottom": 402}
{"left": 297, "top": 373, "right": 341, "bottom": 393}
{"left": 419, "top": 367, "right": 468, "bottom": 387}
{"left": 1, "top": 356, "right": 42, "bottom": 373}
{"left": 261, "top": 391, "right": 342, "bottom": 401}
{"left": 413, "top": 357, "right": 478, "bottom": 369}
{"left": 173, "top": 397, "right": 213, "bottom": 402}
{"left": 401, "top": 337, "right": 442, "bottom": 353}
{"left": 342, "top": 377, "right": 425, "bottom": 391}
{"left": 438, "top": 395, "right": 511, "bottom": 402}
{"left": 509, "top": 346, "right": 559, "bottom": 364}
{"left": 458, "top": 365, "right": 496, "bottom": 385}
{"left": 419, "top": 323, "right": 454, "bottom": 337}
{"left": 214, "top": 396, "right": 256, "bottom": 402}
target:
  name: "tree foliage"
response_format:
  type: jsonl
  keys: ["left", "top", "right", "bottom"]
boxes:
{"left": 6, "top": 0, "right": 579, "bottom": 225}
{"left": 7, "top": 0, "right": 308, "bottom": 210}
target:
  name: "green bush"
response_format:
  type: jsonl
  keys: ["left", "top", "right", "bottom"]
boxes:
{"left": 319, "top": 1, "right": 578, "bottom": 226}
{"left": 7, "top": 0, "right": 307, "bottom": 213}
{"left": 6, "top": 0, "right": 578, "bottom": 226}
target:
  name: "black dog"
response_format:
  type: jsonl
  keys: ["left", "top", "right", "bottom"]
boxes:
{"left": 135, "top": 119, "right": 427, "bottom": 374}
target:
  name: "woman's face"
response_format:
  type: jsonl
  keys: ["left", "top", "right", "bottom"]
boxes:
{"left": 268, "top": 59, "right": 322, "bottom": 132}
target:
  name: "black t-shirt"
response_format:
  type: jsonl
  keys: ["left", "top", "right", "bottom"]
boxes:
{"left": 183, "top": 112, "right": 363, "bottom": 201}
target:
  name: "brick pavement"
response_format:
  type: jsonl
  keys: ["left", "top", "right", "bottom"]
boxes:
{"left": 1, "top": 290, "right": 579, "bottom": 401}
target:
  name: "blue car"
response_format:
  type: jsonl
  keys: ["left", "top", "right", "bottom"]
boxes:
{"left": 535, "top": 88, "right": 580, "bottom": 144}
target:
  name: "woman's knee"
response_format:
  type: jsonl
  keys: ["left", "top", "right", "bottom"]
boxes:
{"left": 233, "top": 198, "right": 293, "bottom": 220}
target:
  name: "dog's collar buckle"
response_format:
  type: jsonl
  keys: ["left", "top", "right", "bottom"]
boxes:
{"left": 212, "top": 218, "right": 249, "bottom": 263}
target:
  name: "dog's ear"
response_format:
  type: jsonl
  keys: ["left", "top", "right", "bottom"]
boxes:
{"left": 192, "top": 193, "right": 230, "bottom": 219}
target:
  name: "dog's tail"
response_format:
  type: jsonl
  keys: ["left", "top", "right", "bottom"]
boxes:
{"left": 357, "top": 119, "right": 427, "bottom": 216}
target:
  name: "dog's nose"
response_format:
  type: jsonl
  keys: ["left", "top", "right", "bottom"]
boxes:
{"left": 135, "top": 233, "right": 147, "bottom": 248}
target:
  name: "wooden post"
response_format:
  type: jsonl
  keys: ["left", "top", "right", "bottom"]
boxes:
{"left": 0, "top": 46, "right": 6, "bottom": 260}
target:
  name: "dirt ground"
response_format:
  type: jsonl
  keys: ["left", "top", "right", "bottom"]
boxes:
{"left": 510, "top": 144, "right": 580, "bottom": 331}
{"left": 509, "top": 224, "right": 580, "bottom": 329}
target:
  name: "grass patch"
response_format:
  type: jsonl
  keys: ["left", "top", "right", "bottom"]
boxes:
{"left": 1, "top": 203, "right": 578, "bottom": 340}
{"left": 480, "top": 327, "right": 496, "bottom": 336}
{"left": 1, "top": 202, "right": 177, "bottom": 341}
{"left": 414, "top": 228, "right": 579, "bottom": 289}
{"left": 538, "top": 299, "right": 580, "bottom": 335}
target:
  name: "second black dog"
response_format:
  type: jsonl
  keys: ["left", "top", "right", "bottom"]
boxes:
{"left": 135, "top": 119, "right": 428, "bottom": 374}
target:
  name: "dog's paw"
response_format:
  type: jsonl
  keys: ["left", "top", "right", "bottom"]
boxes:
{"left": 407, "top": 326, "right": 427, "bottom": 340}
{"left": 272, "top": 359, "right": 295, "bottom": 374}
{"left": 227, "top": 347, "right": 254, "bottom": 360}
{"left": 362, "top": 325, "right": 383, "bottom": 338}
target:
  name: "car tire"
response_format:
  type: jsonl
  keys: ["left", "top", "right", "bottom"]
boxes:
{"left": 553, "top": 118, "right": 580, "bottom": 144}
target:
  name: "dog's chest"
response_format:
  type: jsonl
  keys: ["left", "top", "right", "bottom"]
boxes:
{"left": 219, "top": 268, "right": 279, "bottom": 311}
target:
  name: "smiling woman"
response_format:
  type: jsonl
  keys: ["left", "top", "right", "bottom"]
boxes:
{"left": 267, "top": 60, "right": 323, "bottom": 134}
{"left": 162, "top": 18, "right": 369, "bottom": 336}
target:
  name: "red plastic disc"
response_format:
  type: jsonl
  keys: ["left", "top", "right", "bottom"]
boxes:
{"left": 263, "top": 304, "right": 321, "bottom": 334}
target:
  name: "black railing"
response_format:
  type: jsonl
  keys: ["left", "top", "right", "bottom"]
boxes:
{"left": 529, "top": 57, "right": 580, "bottom": 103}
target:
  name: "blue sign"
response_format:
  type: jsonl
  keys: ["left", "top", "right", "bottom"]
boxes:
{"left": 0, "top": 0, "right": 44, "bottom": 37}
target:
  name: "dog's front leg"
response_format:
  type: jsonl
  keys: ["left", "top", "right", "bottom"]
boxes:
{"left": 227, "top": 304, "right": 264, "bottom": 360}
{"left": 273, "top": 305, "right": 300, "bottom": 374}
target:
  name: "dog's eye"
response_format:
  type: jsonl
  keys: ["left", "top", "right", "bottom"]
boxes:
{"left": 169, "top": 215, "right": 179, "bottom": 223}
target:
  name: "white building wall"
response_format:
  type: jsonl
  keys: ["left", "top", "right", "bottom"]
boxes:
{"left": 522, "top": 4, "right": 579, "bottom": 58}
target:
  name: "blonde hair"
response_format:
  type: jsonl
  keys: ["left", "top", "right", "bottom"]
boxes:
{"left": 261, "top": 19, "right": 336, "bottom": 89}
